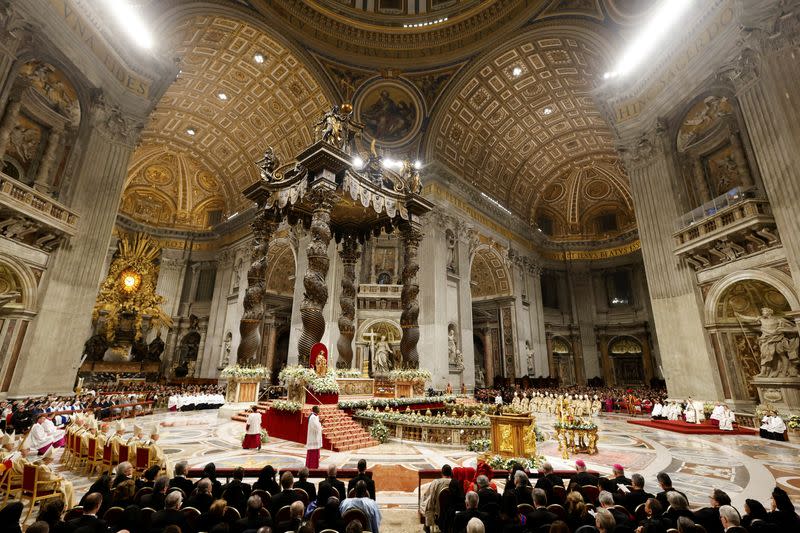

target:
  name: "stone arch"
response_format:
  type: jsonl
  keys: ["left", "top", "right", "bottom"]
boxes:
{"left": 264, "top": 240, "right": 297, "bottom": 297}
{"left": 469, "top": 245, "right": 512, "bottom": 299}
{"left": 356, "top": 318, "right": 402, "bottom": 343}
{"left": 552, "top": 335, "right": 576, "bottom": 386}
{"left": 0, "top": 255, "right": 38, "bottom": 314}
{"left": 608, "top": 335, "right": 645, "bottom": 385}
{"left": 704, "top": 269, "right": 800, "bottom": 324}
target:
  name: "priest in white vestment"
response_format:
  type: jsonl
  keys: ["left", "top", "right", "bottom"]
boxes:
{"left": 37, "top": 446, "right": 74, "bottom": 506}
{"left": 28, "top": 414, "right": 64, "bottom": 454}
{"left": 305, "top": 405, "right": 322, "bottom": 469}
{"left": 709, "top": 402, "right": 725, "bottom": 425}
{"left": 651, "top": 402, "right": 663, "bottom": 420}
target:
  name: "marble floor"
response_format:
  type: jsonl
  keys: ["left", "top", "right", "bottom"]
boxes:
{"left": 39, "top": 409, "right": 800, "bottom": 530}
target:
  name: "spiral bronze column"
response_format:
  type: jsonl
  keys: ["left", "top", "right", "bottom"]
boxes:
{"left": 400, "top": 223, "right": 424, "bottom": 367}
{"left": 237, "top": 209, "right": 281, "bottom": 364}
{"left": 336, "top": 234, "right": 360, "bottom": 369}
{"left": 298, "top": 188, "right": 336, "bottom": 365}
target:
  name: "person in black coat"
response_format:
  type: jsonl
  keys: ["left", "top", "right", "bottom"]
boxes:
{"left": 1, "top": 501, "right": 24, "bottom": 533}
{"left": 346, "top": 459, "right": 376, "bottom": 500}
{"left": 186, "top": 478, "right": 215, "bottom": 513}
{"left": 168, "top": 461, "right": 195, "bottom": 497}
{"left": 253, "top": 465, "right": 280, "bottom": 496}
{"left": 570, "top": 459, "right": 599, "bottom": 490}
{"left": 270, "top": 471, "right": 301, "bottom": 518}
{"left": 150, "top": 491, "right": 189, "bottom": 533}
{"left": 233, "top": 494, "right": 272, "bottom": 533}
{"left": 601, "top": 464, "right": 632, "bottom": 492}
{"left": 616, "top": 474, "right": 655, "bottom": 515}
{"left": 222, "top": 467, "right": 252, "bottom": 514}
{"left": 767, "top": 486, "right": 800, "bottom": 529}
{"left": 655, "top": 472, "right": 688, "bottom": 510}
{"left": 80, "top": 474, "right": 114, "bottom": 518}
{"left": 662, "top": 491, "right": 695, "bottom": 529}
{"left": 276, "top": 501, "right": 304, "bottom": 533}
{"left": 742, "top": 498, "right": 769, "bottom": 530}
{"left": 36, "top": 498, "right": 70, "bottom": 533}
{"left": 526, "top": 488, "right": 558, "bottom": 530}
{"left": 452, "top": 491, "right": 489, "bottom": 533}
{"left": 197, "top": 462, "right": 223, "bottom": 499}
{"left": 295, "top": 467, "right": 317, "bottom": 503}
{"left": 693, "top": 488, "right": 731, "bottom": 533}
{"left": 140, "top": 475, "right": 168, "bottom": 511}
{"left": 318, "top": 465, "right": 346, "bottom": 501}
{"left": 314, "top": 496, "right": 346, "bottom": 533}
{"left": 67, "top": 493, "right": 109, "bottom": 533}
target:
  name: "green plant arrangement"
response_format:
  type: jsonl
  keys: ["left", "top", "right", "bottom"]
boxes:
{"left": 755, "top": 402, "right": 777, "bottom": 420}
{"left": 220, "top": 365, "right": 270, "bottom": 380}
{"left": 260, "top": 429, "right": 269, "bottom": 443}
{"left": 467, "top": 438, "right": 491, "bottom": 452}
{"left": 355, "top": 409, "right": 490, "bottom": 427}
{"left": 271, "top": 400, "right": 302, "bottom": 412}
{"left": 485, "top": 455, "right": 545, "bottom": 471}
{"left": 335, "top": 369, "right": 363, "bottom": 379}
{"left": 370, "top": 421, "right": 390, "bottom": 443}
{"left": 553, "top": 421, "right": 598, "bottom": 431}
{"left": 338, "top": 395, "right": 456, "bottom": 410}
{"left": 787, "top": 415, "right": 800, "bottom": 430}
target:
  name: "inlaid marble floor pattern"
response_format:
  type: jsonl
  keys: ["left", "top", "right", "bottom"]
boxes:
{"left": 29, "top": 409, "right": 800, "bottom": 530}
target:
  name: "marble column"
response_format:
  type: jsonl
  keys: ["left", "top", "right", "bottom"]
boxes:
{"left": 455, "top": 227, "right": 475, "bottom": 389}
{"left": 599, "top": 335, "right": 614, "bottom": 385}
{"left": 33, "top": 125, "right": 63, "bottom": 193}
{"left": 620, "top": 127, "right": 723, "bottom": 399}
{"left": 569, "top": 268, "right": 598, "bottom": 382}
{"left": 725, "top": 43, "right": 800, "bottom": 289}
{"left": 400, "top": 222, "right": 424, "bottom": 367}
{"left": 237, "top": 210, "right": 281, "bottom": 364}
{"left": 199, "top": 253, "right": 232, "bottom": 377}
{"left": 336, "top": 235, "right": 359, "bottom": 369}
{"left": 545, "top": 333, "right": 555, "bottom": 379}
{"left": 9, "top": 99, "right": 143, "bottom": 395}
{"left": 482, "top": 329, "right": 494, "bottom": 387}
{"left": 528, "top": 264, "right": 548, "bottom": 377}
{"left": 0, "top": 85, "right": 23, "bottom": 160}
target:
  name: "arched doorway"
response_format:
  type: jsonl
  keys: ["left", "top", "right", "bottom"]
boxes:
{"left": 552, "top": 336, "right": 576, "bottom": 386}
{"left": 271, "top": 329, "right": 291, "bottom": 384}
{"left": 609, "top": 336, "right": 645, "bottom": 385}
{"left": 261, "top": 241, "right": 296, "bottom": 375}
{"left": 470, "top": 246, "right": 513, "bottom": 386}
{"left": 473, "top": 333, "right": 486, "bottom": 387}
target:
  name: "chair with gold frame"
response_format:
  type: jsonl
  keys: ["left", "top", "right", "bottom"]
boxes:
{"left": 20, "top": 463, "right": 62, "bottom": 521}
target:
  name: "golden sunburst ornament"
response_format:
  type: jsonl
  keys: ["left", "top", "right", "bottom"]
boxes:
{"left": 119, "top": 270, "right": 141, "bottom": 293}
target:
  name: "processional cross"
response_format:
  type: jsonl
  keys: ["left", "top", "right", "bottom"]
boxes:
{"left": 363, "top": 329, "right": 379, "bottom": 376}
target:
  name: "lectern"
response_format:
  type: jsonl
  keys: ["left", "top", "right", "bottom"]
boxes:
{"left": 488, "top": 412, "right": 537, "bottom": 458}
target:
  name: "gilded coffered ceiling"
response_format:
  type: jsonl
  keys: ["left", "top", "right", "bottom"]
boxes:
{"left": 123, "top": 14, "right": 332, "bottom": 227}
{"left": 427, "top": 33, "right": 635, "bottom": 241}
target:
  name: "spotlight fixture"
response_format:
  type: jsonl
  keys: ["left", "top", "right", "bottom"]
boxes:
{"left": 254, "top": 53, "right": 265, "bottom": 64}
{"left": 102, "top": 0, "right": 153, "bottom": 49}
{"left": 217, "top": 92, "right": 228, "bottom": 101}
{"left": 542, "top": 107, "right": 553, "bottom": 115}
{"left": 352, "top": 156, "right": 364, "bottom": 169}
{"left": 413, "top": 160, "right": 422, "bottom": 170}
{"left": 186, "top": 128, "right": 196, "bottom": 136}
{"left": 512, "top": 66, "right": 522, "bottom": 77}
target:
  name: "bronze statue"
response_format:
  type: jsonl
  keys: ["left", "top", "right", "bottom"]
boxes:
{"left": 256, "top": 147, "right": 280, "bottom": 181}
{"left": 83, "top": 334, "right": 108, "bottom": 362}
{"left": 147, "top": 330, "right": 165, "bottom": 362}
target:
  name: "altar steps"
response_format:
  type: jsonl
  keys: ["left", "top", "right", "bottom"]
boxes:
{"left": 233, "top": 403, "right": 378, "bottom": 451}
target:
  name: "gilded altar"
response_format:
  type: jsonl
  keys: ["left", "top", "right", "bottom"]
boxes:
{"left": 336, "top": 377, "right": 375, "bottom": 396}
{"left": 554, "top": 423, "right": 599, "bottom": 458}
{"left": 488, "top": 412, "right": 537, "bottom": 459}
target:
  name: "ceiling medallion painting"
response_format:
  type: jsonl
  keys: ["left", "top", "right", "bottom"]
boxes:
{"left": 354, "top": 78, "right": 423, "bottom": 147}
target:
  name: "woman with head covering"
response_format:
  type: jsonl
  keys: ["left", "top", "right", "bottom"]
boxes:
{"left": 742, "top": 498, "right": 768, "bottom": 530}
{"left": 253, "top": 464, "right": 280, "bottom": 495}
{"left": 767, "top": 486, "right": 800, "bottom": 528}
{"left": 439, "top": 477, "right": 466, "bottom": 533}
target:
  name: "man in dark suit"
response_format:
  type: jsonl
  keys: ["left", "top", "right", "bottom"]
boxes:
{"left": 599, "top": 490, "right": 635, "bottom": 528}
{"left": 452, "top": 491, "right": 488, "bottom": 533}
{"left": 526, "top": 488, "right": 558, "bottom": 530}
{"left": 655, "top": 472, "right": 688, "bottom": 509}
{"left": 222, "top": 467, "right": 252, "bottom": 514}
{"left": 318, "top": 464, "right": 346, "bottom": 500}
{"left": 150, "top": 490, "right": 189, "bottom": 533}
{"left": 294, "top": 466, "right": 317, "bottom": 502}
{"left": 270, "top": 471, "right": 301, "bottom": 518}
{"left": 719, "top": 504, "right": 748, "bottom": 533}
{"left": 185, "top": 478, "right": 215, "bottom": 513}
{"left": 346, "top": 459, "right": 376, "bottom": 500}
{"left": 693, "top": 488, "right": 731, "bottom": 533}
{"left": 168, "top": 460, "right": 195, "bottom": 497}
{"left": 602, "top": 464, "right": 632, "bottom": 492}
{"left": 570, "top": 459, "right": 599, "bottom": 489}
{"left": 233, "top": 494, "right": 272, "bottom": 533}
{"left": 140, "top": 475, "right": 168, "bottom": 511}
{"left": 67, "top": 492, "right": 109, "bottom": 533}
{"left": 616, "top": 474, "right": 655, "bottom": 515}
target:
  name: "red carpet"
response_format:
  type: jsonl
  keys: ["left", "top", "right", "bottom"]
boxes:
{"left": 627, "top": 418, "right": 758, "bottom": 435}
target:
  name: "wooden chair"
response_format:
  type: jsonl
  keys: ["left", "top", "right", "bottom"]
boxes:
{"left": 330, "top": 486, "right": 340, "bottom": 499}
{"left": 348, "top": 488, "right": 356, "bottom": 498}
{"left": 251, "top": 488, "right": 270, "bottom": 502}
{"left": 517, "top": 503, "right": 535, "bottom": 515}
{"left": 99, "top": 444, "right": 114, "bottom": 475}
{"left": 64, "top": 505, "right": 84, "bottom": 521}
{"left": 580, "top": 485, "right": 600, "bottom": 505}
{"left": 613, "top": 504, "right": 633, "bottom": 520}
{"left": 182, "top": 506, "right": 201, "bottom": 532}
{"left": 0, "top": 467, "right": 22, "bottom": 504}
{"left": 258, "top": 507, "right": 270, "bottom": 520}
{"left": 634, "top": 503, "right": 648, "bottom": 523}
{"left": 547, "top": 503, "right": 567, "bottom": 521}
{"left": 134, "top": 446, "right": 151, "bottom": 476}
{"left": 310, "top": 507, "right": 324, "bottom": 528}
{"left": 20, "top": 464, "right": 62, "bottom": 521}
{"left": 223, "top": 506, "right": 241, "bottom": 522}
{"left": 118, "top": 443, "right": 130, "bottom": 464}
{"left": 342, "top": 507, "right": 369, "bottom": 531}
{"left": 294, "top": 487, "right": 309, "bottom": 506}
{"left": 166, "top": 486, "right": 186, "bottom": 499}
{"left": 553, "top": 484, "right": 567, "bottom": 505}
{"left": 140, "top": 506, "right": 155, "bottom": 529}
{"left": 134, "top": 486, "right": 153, "bottom": 504}
{"left": 60, "top": 432, "right": 74, "bottom": 465}
{"left": 103, "top": 506, "right": 125, "bottom": 529}
{"left": 81, "top": 438, "right": 97, "bottom": 474}
{"left": 276, "top": 505, "right": 292, "bottom": 525}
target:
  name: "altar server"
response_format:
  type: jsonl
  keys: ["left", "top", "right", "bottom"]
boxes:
{"left": 709, "top": 402, "right": 725, "bottom": 425}
{"left": 243, "top": 406, "right": 263, "bottom": 451}
{"left": 651, "top": 401, "right": 664, "bottom": 420}
{"left": 305, "top": 405, "right": 323, "bottom": 469}
{"left": 760, "top": 411, "right": 787, "bottom": 440}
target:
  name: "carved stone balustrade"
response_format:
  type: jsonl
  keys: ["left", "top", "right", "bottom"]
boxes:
{"left": 673, "top": 198, "right": 779, "bottom": 271}
{"left": 357, "top": 283, "right": 402, "bottom": 311}
{"left": 0, "top": 172, "right": 78, "bottom": 250}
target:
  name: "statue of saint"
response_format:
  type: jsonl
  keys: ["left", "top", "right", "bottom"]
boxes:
{"left": 315, "top": 349, "right": 328, "bottom": 376}
{"left": 373, "top": 335, "right": 391, "bottom": 374}
{"left": 448, "top": 328, "right": 463, "bottom": 370}
{"left": 525, "top": 341, "right": 535, "bottom": 376}
{"left": 737, "top": 307, "right": 800, "bottom": 377}
{"left": 147, "top": 330, "right": 165, "bottom": 362}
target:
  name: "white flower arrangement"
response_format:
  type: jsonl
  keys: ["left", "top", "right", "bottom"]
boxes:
{"left": 335, "top": 369, "right": 363, "bottom": 379}
{"left": 278, "top": 365, "right": 340, "bottom": 394}
{"left": 369, "top": 421, "right": 390, "bottom": 444}
{"left": 271, "top": 400, "right": 302, "bottom": 412}
{"left": 355, "top": 409, "right": 489, "bottom": 427}
{"left": 338, "top": 395, "right": 456, "bottom": 410}
{"left": 387, "top": 369, "right": 432, "bottom": 382}
{"left": 220, "top": 365, "right": 269, "bottom": 379}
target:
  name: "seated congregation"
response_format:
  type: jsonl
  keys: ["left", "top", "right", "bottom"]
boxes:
{"left": 422, "top": 460, "right": 799, "bottom": 533}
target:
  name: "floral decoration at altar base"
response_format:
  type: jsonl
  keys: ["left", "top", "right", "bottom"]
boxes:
{"left": 220, "top": 365, "right": 269, "bottom": 403}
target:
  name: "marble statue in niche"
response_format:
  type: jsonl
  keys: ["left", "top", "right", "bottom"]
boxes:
{"left": 373, "top": 335, "right": 392, "bottom": 374}
{"left": 448, "top": 325, "right": 463, "bottom": 370}
{"left": 736, "top": 307, "right": 800, "bottom": 377}
{"left": 525, "top": 340, "right": 535, "bottom": 376}
{"left": 446, "top": 229, "right": 457, "bottom": 273}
